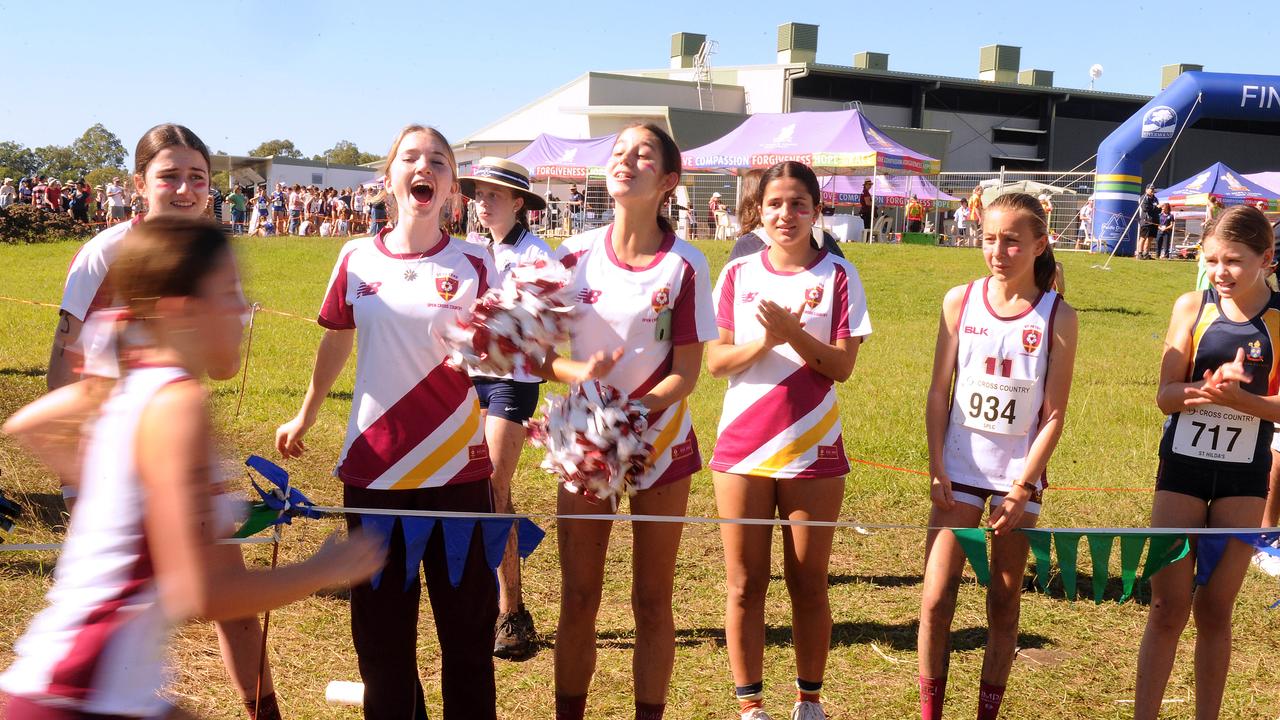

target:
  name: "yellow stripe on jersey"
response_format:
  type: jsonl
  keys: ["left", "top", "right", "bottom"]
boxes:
{"left": 1264, "top": 307, "right": 1280, "bottom": 393}
{"left": 391, "top": 400, "right": 482, "bottom": 490}
{"left": 647, "top": 399, "right": 688, "bottom": 468}
{"left": 1189, "top": 301, "right": 1221, "bottom": 381}
{"left": 749, "top": 403, "right": 839, "bottom": 476}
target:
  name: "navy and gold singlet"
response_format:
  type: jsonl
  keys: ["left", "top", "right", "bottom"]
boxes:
{"left": 1159, "top": 287, "right": 1280, "bottom": 471}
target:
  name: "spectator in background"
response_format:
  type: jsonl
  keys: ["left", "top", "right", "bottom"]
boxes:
{"left": 1156, "top": 203, "right": 1175, "bottom": 259}
{"left": 968, "top": 185, "right": 984, "bottom": 242}
{"left": 1138, "top": 185, "right": 1159, "bottom": 259}
{"left": 351, "top": 185, "right": 366, "bottom": 232}
{"left": 226, "top": 185, "right": 247, "bottom": 234}
{"left": 568, "top": 183, "right": 584, "bottom": 231}
{"left": 708, "top": 191, "right": 724, "bottom": 238}
{"left": 288, "top": 184, "right": 303, "bottom": 234}
{"left": 129, "top": 189, "right": 145, "bottom": 218}
{"left": 271, "top": 182, "right": 288, "bottom": 231}
{"left": 210, "top": 184, "right": 224, "bottom": 226}
{"left": 31, "top": 177, "right": 48, "bottom": 209}
{"left": 46, "top": 179, "right": 64, "bottom": 212}
{"left": 367, "top": 186, "right": 387, "bottom": 235}
{"left": 859, "top": 178, "right": 873, "bottom": 230}
{"left": 67, "top": 180, "right": 91, "bottom": 223}
{"left": 18, "top": 178, "right": 32, "bottom": 205}
{"left": 953, "top": 198, "right": 970, "bottom": 246}
{"left": 0, "top": 178, "right": 14, "bottom": 208}
{"left": 1039, "top": 192, "right": 1054, "bottom": 235}
{"left": 105, "top": 177, "right": 128, "bottom": 224}
{"left": 1079, "top": 197, "right": 1094, "bottom": 250}
{"left": 905, "top": 194, "right": 925, "bottom": 233}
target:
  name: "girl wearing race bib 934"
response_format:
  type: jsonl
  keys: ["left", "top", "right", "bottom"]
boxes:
{"left": 1134, "top": 205, "right": 1279, "bottom": 720}
{"left": 917, "top": 192, "right": 1078, "bottom": 720}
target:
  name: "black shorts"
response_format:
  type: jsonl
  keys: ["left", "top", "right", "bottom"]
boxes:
{"left": 1155, "top": 455, "right": 1269, "bottom": 502}
{"left": 473, "top": 378, "right": 541, "bottom": 423}
{"left": 1140, "top": 223, "right": 1158, "bottom": 238}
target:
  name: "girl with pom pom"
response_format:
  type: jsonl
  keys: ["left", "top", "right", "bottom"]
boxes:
{"left": 538, "top": 123, "right": 717, "bottom": 720}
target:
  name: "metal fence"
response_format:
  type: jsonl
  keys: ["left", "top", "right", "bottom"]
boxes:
{"left": 938, "top": 171, "right": 1097, "bottom": 249}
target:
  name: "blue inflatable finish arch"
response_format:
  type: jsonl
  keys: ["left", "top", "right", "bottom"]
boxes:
{"left": 1094, "top": 71, "right": 1280, "bottom": 255}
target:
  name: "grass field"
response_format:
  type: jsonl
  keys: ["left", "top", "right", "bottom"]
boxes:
{"left": 2, "top": 238, "right": 1279, "bottom": 719}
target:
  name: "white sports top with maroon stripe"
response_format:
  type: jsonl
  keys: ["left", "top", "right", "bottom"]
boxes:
{"left": 60, "top": 220, "right": 136, "bottom": 322}
{"left": 319, "top": 229, "right": 496, "bottom": 489}
{"left": 556, "top": 225, "right": 717, "bottom": 490}
{"left": 1, "top": 366, "right": 196, "bottom": 716}
{"left": 710, "top": 249, "right": 872, "bottom": 479}
{"left": 943, "top": 278, "right": 1061, "bottom": 493}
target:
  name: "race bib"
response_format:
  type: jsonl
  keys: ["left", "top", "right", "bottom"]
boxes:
{"left": 1172, "top": 404, "right": 1260, "bottom": 464}
{"left": 956, "top": 372, "right": 1037, "bottom": 436}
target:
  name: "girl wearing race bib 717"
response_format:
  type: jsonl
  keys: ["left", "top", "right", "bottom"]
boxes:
{"left": 1134, "top": 205, "right": 1279, "bottom": 720}
{"left": 917, "top": 192, "right": 1078, "bottom": 720}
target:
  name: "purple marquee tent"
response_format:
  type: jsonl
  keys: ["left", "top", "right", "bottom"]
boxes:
{"left": 507, "top": 133, "right": 618, "bottom": 180}
{"left": 821, "top": 175, "right": 959, "bottom": 209}
{"left": 681, "top": 109, "right": 940, "bottom": 175}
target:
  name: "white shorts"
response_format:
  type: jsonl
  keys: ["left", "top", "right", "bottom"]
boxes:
{"left": 1272, "top": 424, "right": 1280, "bottom": 453}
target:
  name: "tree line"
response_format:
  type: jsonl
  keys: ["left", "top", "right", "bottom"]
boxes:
{"left": 0, "top": 127, "right": 383, "bottom": 191}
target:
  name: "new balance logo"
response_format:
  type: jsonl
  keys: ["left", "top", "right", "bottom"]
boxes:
{"left": 740, "top": 292, "right": 759, "bottom": 303}
{"left": 356, "top": 282, "right": 382, "bottom": 298}
{"left": 576, "top": 289, "right": 602, "bottom": 304}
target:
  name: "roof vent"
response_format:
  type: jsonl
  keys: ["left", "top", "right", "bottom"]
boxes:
{"left": 853, "top": 51, "right": 889, "bottom": 71}
{"left": 1161, "top": 63, "right": 1203, "bottom": 90}
{"left": 777, "top": 22, "right": 818, "bottom": 64}
{"left": 670, "top": 32, "right": 707, "bottom": 70}
{"left": 1018, "top": 69, "right": 1054, "bottom": 87}
{"left": 979, "top": 44, "right": 1020, "bottom": 83}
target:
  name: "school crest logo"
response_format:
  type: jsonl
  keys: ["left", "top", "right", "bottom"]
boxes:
{"left": 804, "top": 284, "right": 824, "bottom": 310}
{"left": 651, "top": 287, "right": 671, "bottom": 313}
{"left": 1022, "top": 326, "right": 1043, "bottom": 354}
{"left": 1247, "top": 340, "right": 1265, "bottom": 362}
{"left": 435, "top": 273, "right": 459, "bottom": 301}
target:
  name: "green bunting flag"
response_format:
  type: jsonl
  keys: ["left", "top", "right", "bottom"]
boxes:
{"left": 953, "top": 528, "right": 1191, "bottom": 604}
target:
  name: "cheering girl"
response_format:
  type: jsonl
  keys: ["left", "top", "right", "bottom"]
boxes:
{"left": 1134, "top": 205, "right": 1279, "bottom": 720}
{"left": 542, "top": 123, "right": 717, "bottom": 720}
{"left": 707, "top": 161, "right": 872, "bottom": 720}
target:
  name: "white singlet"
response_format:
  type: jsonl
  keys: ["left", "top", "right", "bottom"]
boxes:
{"left": 942, "top": 278, "right": 1061, "bottom": 502}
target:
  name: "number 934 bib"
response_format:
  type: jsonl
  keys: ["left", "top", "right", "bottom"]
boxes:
{"left": 1172, "top": 404, "right": 1260, "bottom": 464}
{"left": 955, "top": 372, "right": 1036, "bottom": 436}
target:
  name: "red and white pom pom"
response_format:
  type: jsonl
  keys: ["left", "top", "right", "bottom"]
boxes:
{"left": 528, "top": 381, "right": 652, "bottom": 505}
{"left": 448, "top": 260, "right": 573, "bottom": 376}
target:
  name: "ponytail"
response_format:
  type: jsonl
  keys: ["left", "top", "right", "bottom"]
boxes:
{"left": 986, "top": 192, "right": 1056, "bottom": 292}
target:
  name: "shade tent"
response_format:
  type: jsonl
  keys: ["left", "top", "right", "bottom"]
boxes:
{"left": 821, "top": 175, "right": 959, "bottom": 209}
{"left": 506, "top": 133, "right": 618, "bottom": 180}
{"left": 681, "top": 109, "right": 941, "bottom": 175}
{"left": 980, "top": 180, "right": 1076, "bottom": 207}
{"left": 1157, "top": 162, "right": 1280, "bottom": 210}
{"left": 1244, "top": 171, "right": 1280, "bottom": 195}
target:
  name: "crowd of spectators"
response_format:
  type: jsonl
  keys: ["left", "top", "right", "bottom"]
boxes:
{"left": 213, "top": 182, "right": 386, "bottom": 238}
{"left": 0, "top": 174, "right": 140, "bottom": 225}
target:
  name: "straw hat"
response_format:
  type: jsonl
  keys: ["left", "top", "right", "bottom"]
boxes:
{"left": 459, "top": 157, "right": 546, "bottom": 211}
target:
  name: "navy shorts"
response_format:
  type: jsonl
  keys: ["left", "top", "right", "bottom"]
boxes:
{"left": 1155, "top": 455, "right": 1269, "bottom": 502}
{"left": 473, "top": 378, "right": 541, "bottom": 423}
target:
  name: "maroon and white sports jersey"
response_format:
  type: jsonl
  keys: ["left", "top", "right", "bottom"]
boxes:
{"left": 710, "top": 249, "right": 872, "bottom": 479}
{"left": 943, "top": 277, "right": 1061, "bottom": 493}
{"left": 60, "top": 219, "right": 138, "bottom": 322}
{"left": 0, "top": 366, "right": 208, "bottom": 716}
{"left": 555, "top": 225, "right": 717, "bottom": 490}
{"left": 319, "top": 229, "right": 496, "bottom": 489}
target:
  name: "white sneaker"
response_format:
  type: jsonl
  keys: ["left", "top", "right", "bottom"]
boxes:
{"left": 1251, "top": 550, "right": 1280, "bottom": 577}
{"left": 741, "top": 709, "right": 774, "bottom": 720}
{"left": 790, "top": 701, "right": 826, "bottom": 720}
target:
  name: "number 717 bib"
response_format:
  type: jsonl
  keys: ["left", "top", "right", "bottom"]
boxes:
{"left": 1171, "top": 404, "right": 1260, "bottom": 464}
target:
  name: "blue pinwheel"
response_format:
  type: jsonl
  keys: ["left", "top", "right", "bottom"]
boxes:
{"left": 233, "top": 455, "right": 323, "bottom": 538}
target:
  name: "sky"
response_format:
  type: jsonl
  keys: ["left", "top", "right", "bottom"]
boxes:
{"left": 1, "top": 0, "right": 1276, "bottom": 165}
